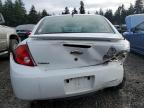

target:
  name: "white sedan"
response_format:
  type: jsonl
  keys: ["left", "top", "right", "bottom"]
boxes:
{"left": 10, "top": 15, "right": 130, "bottom": 100}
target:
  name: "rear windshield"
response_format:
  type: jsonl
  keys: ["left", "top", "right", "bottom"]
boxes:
{"left": 35, "top": 15, "right": 114, "bottom": 34}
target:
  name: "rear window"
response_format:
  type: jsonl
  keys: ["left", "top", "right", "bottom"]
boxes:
{"left": 35, "top": 15, "right": 114, "bottom": 34}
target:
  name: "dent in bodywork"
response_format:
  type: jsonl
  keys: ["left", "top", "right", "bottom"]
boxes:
{"left": 27, "top": 39, "right": 129, "bottom": 70}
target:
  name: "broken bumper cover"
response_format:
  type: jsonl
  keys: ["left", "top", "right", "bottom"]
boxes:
{"left": 10, "top": 56, "right": 124, "bottom": 100}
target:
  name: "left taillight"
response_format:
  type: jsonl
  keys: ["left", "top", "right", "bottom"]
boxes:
{"left": 13, "top": 44, "right": 36, "bottom": 67}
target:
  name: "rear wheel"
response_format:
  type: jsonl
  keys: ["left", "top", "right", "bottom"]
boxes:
{"left": 9, "top": 39, "right": 19, "bottom": 53}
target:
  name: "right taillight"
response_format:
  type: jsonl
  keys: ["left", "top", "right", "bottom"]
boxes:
{"left": 103, "top": 47, "right": 128, "bottom": 63}
{"left": 13, "top": 44, "right": 36, "bottom": 67}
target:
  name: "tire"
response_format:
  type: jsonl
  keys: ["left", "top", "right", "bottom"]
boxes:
{"left": 9, "top": 39, "right": 19, "bottom": 53}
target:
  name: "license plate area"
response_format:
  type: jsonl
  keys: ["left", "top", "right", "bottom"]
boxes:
{"left": 64, "top": 76, "right": 95, "bottom": 94}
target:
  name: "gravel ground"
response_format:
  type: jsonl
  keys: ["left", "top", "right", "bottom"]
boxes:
{"left": 0, "top": 53, "right": 144, "bottom": 108}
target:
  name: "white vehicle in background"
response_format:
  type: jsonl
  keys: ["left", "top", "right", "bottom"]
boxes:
{"left": 0, "top": 13, "right": 19, "bottom": 54}
{"left": 10, "top": 15, "right": 129, "bottom": 100}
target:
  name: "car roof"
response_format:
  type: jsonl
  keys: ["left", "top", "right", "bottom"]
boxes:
{"left": 16, "top": 24, "right": 35, "bottom": 31}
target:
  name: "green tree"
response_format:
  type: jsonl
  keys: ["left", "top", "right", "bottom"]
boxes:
{"left": 95, "top": 11, "right": 99, "bottom": 14}
{"left": 99, "top": 8, "right": 104, "bottom": 15}
{"left": 127, "top": 3, "right": 135, "bottom": 15}
{"left": 72, "top": 8, "right": 78, "bottom": 14}
{"left": 13, "top": 0, "right": 27, "bottom": 26}
{"left": 79, "top": 1, "right": 85, "bottom": 14}
{"left": 0, "top": 0, "right": 2, "bottom": 13}
{"left": 41, "top": 9, "right": 48, "bottom": 18}
{"left": 114, "top": 6, "right": 122, "bottom": 24}
{"left": 37, "top": 11, "right": 42, "bottom": 20}
{"left": 114, "top": 4, "right": 127, "bottom": 24}
{"left": 28, "top": 5, "right": 39, "bottom": 24}
{"left": 134, "top": 0, "right": 144, "bottom": 14}
{"left": 62, "top": 7, "right": 70, "bottom": 14}
{"left": 120, "top": 4, "right": 127, "bottom": 24}
{"left": 104, "top": 9, "right": 113, "bottom": 23}
{"left": 3, "top": 0, "right": 15, "bottom": 26}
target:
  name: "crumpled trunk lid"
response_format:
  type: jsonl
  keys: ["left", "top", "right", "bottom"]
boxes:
{"left": 27, "top": 33, "right": 125, "bottom": 70}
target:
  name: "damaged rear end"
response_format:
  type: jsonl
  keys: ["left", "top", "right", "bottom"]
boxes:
{"left": 25, "top": 34, "right": 129, "bottom": 70}
{"left": 10, "top": 15, "right": 130, "bottom": 100}
{"left": 13, "top": 15, "right": 130, "bottom": 70}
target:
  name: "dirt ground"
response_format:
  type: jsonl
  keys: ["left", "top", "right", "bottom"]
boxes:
{"left": 0, "top": 53, "right": 144, "bottom": 108}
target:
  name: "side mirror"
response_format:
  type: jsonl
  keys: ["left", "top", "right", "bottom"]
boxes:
{"left": 0, "top": 13, "right": 5, "bottom": 24}
{"left": 131, "top": 28, "right": 136, "bottom": 33}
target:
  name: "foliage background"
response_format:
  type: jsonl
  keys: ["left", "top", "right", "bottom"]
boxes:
{"left": 0, "top": 0, "right": 144, "bottom": 27}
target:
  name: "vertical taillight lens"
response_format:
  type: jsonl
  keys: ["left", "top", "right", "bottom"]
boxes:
{"left": 13, "top": 44, "right": 35, "bottom": 66}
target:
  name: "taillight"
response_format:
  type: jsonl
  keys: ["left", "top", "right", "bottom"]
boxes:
{"left": 103, "top": 47, "right": 128, "bottom": 63}
{"left": 13, "top": 44, "right": 36, "bottom": 66}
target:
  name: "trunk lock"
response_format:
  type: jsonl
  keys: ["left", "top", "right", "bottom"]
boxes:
{"left": 74, "top": 58, "right": 78, "bottom": 61}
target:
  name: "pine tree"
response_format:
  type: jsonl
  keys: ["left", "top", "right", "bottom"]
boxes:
{"left": 127, "top": 3, "right": 135, "bottom": 15}
{"left": 62, "top": 7, "right": 70, "bottom": 14}
{"left": 0, "top": 0, "right": 2, "bottom": 13}
{"left": 134, "top": 0, "right": 144, "bottom": 14}
{"left": 121, "top": 4, "right": 127, "bottom": 24}
{"left": 17, "top": 0, "right": 26, "bottom": 13}
{"left": 99, "top": 8, "right": 104, "bottom": 15}
{"left": 79, "top": 1, "right": 85, "bottom": 14}
{"left": 114, "top": 6, "right": 122, "bottom": 25}
{"left": 104, "top": 9, "right": 113, "bottom": 23}
{"left": 28, "top": 5, "right": 39, "bottom": 24}
{"left": 95, "top": 11, "right": 99, "bottom": 14}
{"left": 13, "top": 0, "right": 27, "bottom": 26}
{"left": 3, "top": 0, "right": 15, "bottom": 26}
{"left": 72, "top": 8, "right": 78, "bottom": 14}
{"left": 37, "top": 11, "right": 42, "bottom": 20}
{"left": 41, "top": 9, "right": 48, "bottom": 18}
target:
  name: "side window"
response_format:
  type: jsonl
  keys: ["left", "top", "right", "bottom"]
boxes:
{"left": 135, "top": 22, "right": 144, "bottom": 33}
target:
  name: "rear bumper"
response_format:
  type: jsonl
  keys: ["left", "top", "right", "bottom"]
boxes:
{"left": 10, "top": 55, "right": 124, "bottom": 100}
